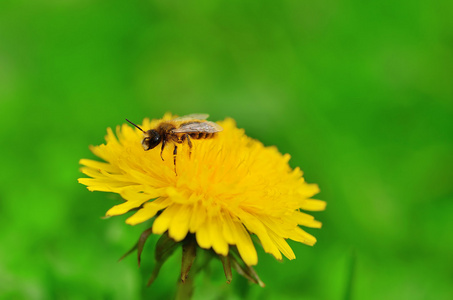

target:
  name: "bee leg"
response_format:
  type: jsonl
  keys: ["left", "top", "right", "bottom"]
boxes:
{"left": 173, "top": 145, "right": 178, "bottom": 175}
{"left": 185, "top": 134, "right": 193, "bottom": 158}
{"left": 160, "top": 138, "right": 166, "bottom": 161}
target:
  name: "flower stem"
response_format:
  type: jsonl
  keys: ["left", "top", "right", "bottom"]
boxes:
{"left": 175, "top": 271, "right": 194, "bottom": 300}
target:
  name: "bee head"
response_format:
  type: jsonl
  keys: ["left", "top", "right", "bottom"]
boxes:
{"left": 142, "top": 130, "right": 161, "bottom": 150}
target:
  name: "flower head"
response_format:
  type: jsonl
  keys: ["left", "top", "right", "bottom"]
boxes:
{"left": 79, "top": 113, "right": 325, "bottom": 271}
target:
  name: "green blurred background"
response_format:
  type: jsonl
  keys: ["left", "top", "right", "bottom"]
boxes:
{"left": 1, "top": 0, "right": 452, "bottom": 299}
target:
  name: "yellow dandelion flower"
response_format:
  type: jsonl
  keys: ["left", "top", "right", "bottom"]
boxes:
{"left": 79, "top": 113, "right": 325, "bottom": 271}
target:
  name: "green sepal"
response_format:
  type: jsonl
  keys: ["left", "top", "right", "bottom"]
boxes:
{"left": 118, "top": 227, "right": 153, "bottom": 266}
{"left": 181, "top": 238, "right": 197, "bottom": 283}
{"left": 219, "top": 255, "right": 232, "bottom": 284}
{"left": 229, "top": 247, "right": 265, "bottom": 287}
{"left": 148, "top": 232, "right": 179, "bottom": 286}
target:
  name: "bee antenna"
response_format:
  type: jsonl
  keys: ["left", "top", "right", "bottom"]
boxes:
{"left": 125, "top": 119, "right": 145, "bottom": 133}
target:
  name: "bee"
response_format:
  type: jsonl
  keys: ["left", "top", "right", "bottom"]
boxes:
{"left": 126, "top": 114, "right": 223, "bottom": 174}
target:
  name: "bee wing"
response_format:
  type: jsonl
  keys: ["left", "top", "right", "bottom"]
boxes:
{"left": 172, "top": 114, "right": 209, "bottom": 121}
{"left": 171, "top": 121, "right": 223, "bottom": 133}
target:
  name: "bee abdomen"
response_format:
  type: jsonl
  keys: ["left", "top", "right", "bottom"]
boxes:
{"left": 189, "top": 132, "right": 216, "bottom": 139}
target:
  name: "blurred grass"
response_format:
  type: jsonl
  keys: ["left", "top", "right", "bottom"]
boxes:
{"left": 1, "top": 0, "right": 452, "bottom": 299}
